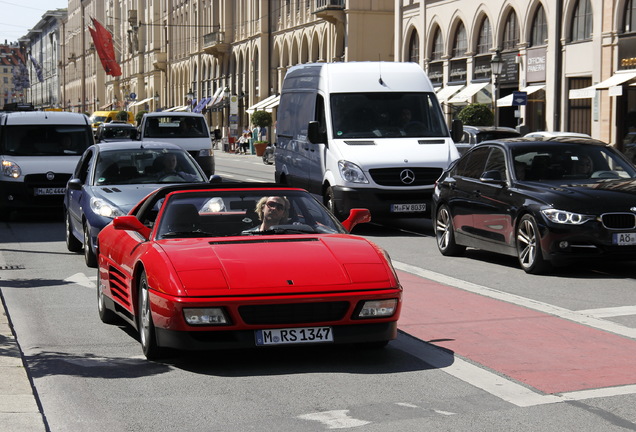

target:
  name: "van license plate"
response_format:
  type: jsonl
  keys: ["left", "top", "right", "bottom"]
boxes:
{"left": 613, "top": 232, "right": 636, "bottom": 245}
{"left": 391, "top": 203, "right": 426, "bottom": 213}
{"left": 255, "top": 327, "right": 333, "bottom": 346}
{"left": 34, "top": 188, "right": 66, "bottom": 196}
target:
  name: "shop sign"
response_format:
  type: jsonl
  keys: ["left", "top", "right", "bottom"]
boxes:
{"left": 449, "top": 59, "right": 467, "bottom": 84}
{"left": 618, "top": 35, "right": 636, "bottom": 70}
{"left": 526, "top": 47, "right": 547, "bottom": 83}
{"left": 428, "top": 62, "right": 443, "bottom": 85}
{"left": 473, "top": 55, "right": 491, "bottom": 80}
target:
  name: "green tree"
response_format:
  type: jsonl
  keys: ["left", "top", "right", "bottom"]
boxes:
{"left": 251, "top": 110, "right": 272, "bottom": 129}
{"left": 136, "top": 110, "right": 148, "bottom": 125}
{"left": 116, "top": 110, "right": 129, "bottom": 121}
{"left": 456, "top": 103, "right": 494, "bottom": 126}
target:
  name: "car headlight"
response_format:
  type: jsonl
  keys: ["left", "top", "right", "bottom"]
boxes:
{"left": 338, "top": 160, "right": 369, "bottom": 184}
{"left": 183, "top": 307, "right": 229, "bottom": 325}
{"left": 541, "top": 208, "right": 595, "bottom": 225}
{"left": 198, "top": 148, "right": 213, "bottom": 157}
{"left": 2, "top": 160, "right": 21, "bottom": 179}
{"left": 89, "top": 197, "right": 124, "bottom": 218}
{"left": 356, "top": 299, "right": 398, "bottom": 319}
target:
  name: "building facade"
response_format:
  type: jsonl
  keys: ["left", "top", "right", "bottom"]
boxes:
{"left": 0, "top": 44, "right": 27, "bottom": 109}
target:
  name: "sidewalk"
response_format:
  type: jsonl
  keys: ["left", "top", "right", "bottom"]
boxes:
{"left": 0, "top": 298, "right": 46, "bottom": 432}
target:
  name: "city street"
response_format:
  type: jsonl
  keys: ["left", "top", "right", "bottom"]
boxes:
{"left": 1, "top": 151, "right": 635, "bottom": 431}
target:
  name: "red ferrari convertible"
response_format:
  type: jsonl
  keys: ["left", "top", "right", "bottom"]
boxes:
{"left": 97, "top": 183, "right": 402, "bottom": 359}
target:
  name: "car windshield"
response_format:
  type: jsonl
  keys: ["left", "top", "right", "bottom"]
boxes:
{"left": 94, "top": 149, "right": 206, "bottom": 185}
{"left": 330, "top": 92, "right": 448, "bottom": 138}
{"left": 512, "top": 143, "right": 636, "bottom": 181}
{"left": 101, "top": 126, "right": 135, "bottom": 140}
{"left": 154, "top": 190, "right": 346, "bottom": 239}
{"left": 143, "top": 116, "right": 209, "bottom": 138}
{"left": 1, "top": 125, "right": 93, "bottom": 156}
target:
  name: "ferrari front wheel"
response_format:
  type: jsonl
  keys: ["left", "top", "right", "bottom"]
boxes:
{"left": 138, "top": 270, "right": 165, "bottom": 360}
{"left": 97, "top": 272, "right": 117, "bottom": 324}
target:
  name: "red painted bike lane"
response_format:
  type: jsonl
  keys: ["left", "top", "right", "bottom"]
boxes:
{"left": 396, "top": 270, "right": 636, "bottom": 394}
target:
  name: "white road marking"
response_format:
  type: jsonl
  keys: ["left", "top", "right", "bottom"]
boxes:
{"left": 576, "top": 305, "right": 636, "bottom": 318}
{"left": 433, "top": 410, "right": 457, "bottom": 416}
{"left": 394, "top": 261, "right": 636, "bottom": 340}
{"left": 64, "top": 273, "right": 96, "bottom": 289}
{"left": 395, "top": 402, "right": 419, "bottom": 408}
{"left": 297, "top": 410, "right": 371, "bottom": 429}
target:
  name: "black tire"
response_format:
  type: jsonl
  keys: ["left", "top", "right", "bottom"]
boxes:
{"left": 84, "top": 224, "right": 97, "bottom": 268}
{"left": 434, "top": 204, "right": 466, "bottom": 256}
{"left": 97, "top": 269, "right": 118, "bottom": 324}
{"left": 138, "top": 271, "right": 165, "bottom": 360}
{"left": 324, "top": 186, "right": 343, "bottom": 221}
{"left": 516, "top": 214, "right": 551, "bottom": 274}
{"left": 65, "top": 210, "right": 83, "bottom": 252}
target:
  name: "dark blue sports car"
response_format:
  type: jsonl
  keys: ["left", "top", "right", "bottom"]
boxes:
{"left": 433, "top": 137, "right": 636, "bottom": 274}
{"left": 64, "top": 141, "right": 209, "bottom": 266}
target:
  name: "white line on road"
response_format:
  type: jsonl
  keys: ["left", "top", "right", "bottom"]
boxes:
{"left": 576, "top": 305, "right": 636, "bottom": 318}
{"left": 297, "top": 410, "right": 371, "bottom": 429}
{"left": 394, "top": 261, "right": 636, "bottom": 340}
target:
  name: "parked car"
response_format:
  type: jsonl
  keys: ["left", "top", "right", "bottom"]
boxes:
{"left": 96, "top": 183, "right": 402, "bottom": 359}
{"left": 95, "top": 121, "right": 138, "bottom": 142}
{"left": 454, "top": 125, "right": 521, "bottom": 155}
{"left": 623, "top": 132, "right": 636, "bottom": 164}
{"left": 432, "top": 136, "right": 636, "bottom": 274}
{"left": 64, "top": 141, "right": 209, "bottom": 267}
{"left": 524, "top": 131, "right": 591, "bottom": 139}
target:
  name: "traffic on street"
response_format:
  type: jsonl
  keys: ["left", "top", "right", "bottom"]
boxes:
{"left": 1, "top": 150, "right": 636, "bottom": 431}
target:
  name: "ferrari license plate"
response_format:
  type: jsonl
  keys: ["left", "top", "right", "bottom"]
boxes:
{"left": 391, "top": 203, "right": 426, "bottom": 213}
{"left": 34, "top": 187, "right": 65, "bottom": 196}
{"left": 255, "top": 326, "right": 333, "bottom": 346}
{"left": 613, "top": 232, "right": 636, "bottom": 246}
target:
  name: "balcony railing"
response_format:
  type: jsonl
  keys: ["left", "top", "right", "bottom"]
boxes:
{"left": 314, "top": 0, "right": 345, "bottom": 24}
{"left": 315, "top": 0, "right": 345, "bottom": 10}
{"left": 203, "top": 31, "right": 230, "bottom": 57}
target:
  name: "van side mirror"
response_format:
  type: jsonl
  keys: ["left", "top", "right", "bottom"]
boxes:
{"left": 213, "top": 129, "right": 222, "bottom": 140}
{"left": 307, "top": 121, "right": 327, "bottom": 146}
{"left": 451, "top": 119, "right": 463, "bottom": 143}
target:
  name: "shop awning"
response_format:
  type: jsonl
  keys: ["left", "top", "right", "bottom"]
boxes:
{"left": 497, "top": 85, "right": 545, "bottom": 107}
{"left": 246, "top": 94, "right": 279, "bottom": 114}
{"left": 128, "top": 97, "right": 154, "bottom": 108}
{"left": 447, "top": 82, "right": 490, "bottom": 104}
{"left": 193, "top": 97, "right": 211, "bottom": 113}
{"left": 163, "top": 105, "right": 187, "bottom": 112}
{"left": 435, "top": 84, "right": 464, "bottom": 103}
{"left": 206, "top": 87, "right": 225, "bottom": 108}
{"left": 263, "top": 95, "right": 280, "bottom": 112}
{"left": 569, "top": 71, "right": 636, "bottom": 99}
{"left": 99, "top": 103, "right": 113, "bottom": 110}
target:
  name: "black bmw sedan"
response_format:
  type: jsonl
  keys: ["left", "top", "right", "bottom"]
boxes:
{"left": 432, "top": 137, "right": 636, "bottom": 274}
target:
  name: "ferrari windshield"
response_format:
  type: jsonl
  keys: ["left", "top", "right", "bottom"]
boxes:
{"left": 155, "top": 190, "right": 347, "bottom": 239}
{"left": 330, "top": 92, "right": 448, "bottom": 139}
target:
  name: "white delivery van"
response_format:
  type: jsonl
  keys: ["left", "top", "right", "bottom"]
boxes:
{"left": 274, "top": 62, "right": 462, "bottom": 219}
{"left": 138, "top": 112, "right": 215, "bottom": 176}
{"left": 0, "top": 106, "right": 94, "bottom": 218}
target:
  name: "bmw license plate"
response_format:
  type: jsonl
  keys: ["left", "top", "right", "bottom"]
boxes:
{"left": 255, "top": 327, "right": 333, "bottom": 346}
{"left": 613, "top": 232, "right": 636, "bottom": 246}
{"left": 391, "top": 203, "right": 426, "bottom": 213}
{"left": 34, "top": 187, "right": 66, "bottom": 196}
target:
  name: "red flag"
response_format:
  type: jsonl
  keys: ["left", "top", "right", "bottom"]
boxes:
{"left": 89, "top": 18, "right": 122, "bottom": 77}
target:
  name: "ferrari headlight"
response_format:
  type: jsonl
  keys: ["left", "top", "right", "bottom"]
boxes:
{"left": 90, "top": 197, "right": 124, "bottom": 218}
{"left": 338, "top": 160, "right": 368, "bottom": 184}
{"left": 356, "top": 299, "right": 398, "bottom": 319}
{"left": 2, "top": 160, "right": 21, "bottom": 179}
{"left": 541, "top": 208, "right": 595, "bottom": 225}
{"left": 183, "top": 307, "right": 229, "bottom": 325}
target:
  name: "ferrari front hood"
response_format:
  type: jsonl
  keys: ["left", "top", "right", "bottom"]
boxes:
{"left": 159, "top": 235, "right": 392, "bottom": 295}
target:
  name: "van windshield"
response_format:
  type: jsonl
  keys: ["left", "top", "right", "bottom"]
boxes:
{"left": 330, "top": 92, "right": 448, "bottom": 139}
{"left": 1, "top": 125, "right": 93, "bottom": 156}
{"left": 143, "top": 116, "right": 209, "bottom": 138}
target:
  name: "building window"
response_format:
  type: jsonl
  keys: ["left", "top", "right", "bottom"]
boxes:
{"left": 625, "top": 0, "right": 636, "bottom": 33}
{"left": 503, "top": 10, "right": 519, "bottom": 50}
{"left": 452, "top": 22, "right": 467, "bottom": 57}
{"left": 408, "top": 30, "right": 419, "bottom": 63}
{"left": 571, "top": 0, "right": 592, "bottom": 41}
{"left": 531, "top": 5, "right": 548, "bottom": 47}
{"left": 568, "top": 77, "right": 592, "bottom": 135}
{"left": 476, "top": 17, "right": 492, "bottom": 54}
{"left": 431, "top": 27, "right": 443, "bottom": 61}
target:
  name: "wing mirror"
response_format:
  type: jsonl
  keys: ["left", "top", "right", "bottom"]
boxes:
{"left": 341, "top": 208, "right": 371, "bottom": 232}
{"left": 480, "top": 170, "right": 505, "bottom": 184}
{"left": 113, "top": 215, "right": 151, "bottom": 239}
{"left": 67, "top": 178, "right": 83, "bottom": 191}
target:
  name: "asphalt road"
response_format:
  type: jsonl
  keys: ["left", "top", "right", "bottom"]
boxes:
{"left": 0, "top": 151, "right": 635, "bottom": 431}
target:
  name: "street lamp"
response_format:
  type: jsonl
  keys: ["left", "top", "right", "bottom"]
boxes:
{"left": 491, "top": 49, "right": 504, "bottom": 128}
{"left": 186, "top": 88, "right": 194, "bottom": 111}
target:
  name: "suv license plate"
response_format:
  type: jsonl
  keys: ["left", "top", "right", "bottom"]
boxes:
{"left": 391, "top": 203, "right": 426, "bottom": 213}
{"left": 34, "top": 187, "right": 66, "bottom": 196}
{"left": 613, "top": 232, "right": 636, "bottom": 246}
{"left": 255, "top": 327, "right": 333, "bottom": 346}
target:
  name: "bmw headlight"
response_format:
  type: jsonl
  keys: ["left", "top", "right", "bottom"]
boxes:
{"left": 541, "top": 208, "right": 595, "bottom": 225}
{"left": 338, "top": 160, "right": 369, "bottom": 184}
{"left": 1, "top": 160, "right": 21, "bottom": 179}
{"left": 90, "top": 197, "right": 124, "bottom": 218}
